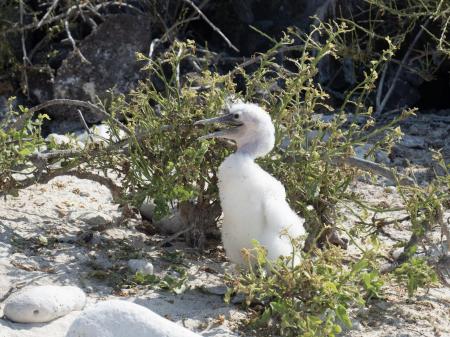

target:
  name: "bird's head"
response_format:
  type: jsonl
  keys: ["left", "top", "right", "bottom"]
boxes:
{"left": 194, "top": 102, "right": 275, "bottom": 158}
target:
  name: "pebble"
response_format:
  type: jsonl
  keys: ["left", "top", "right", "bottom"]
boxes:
{"left": 4, "top": 285, "right": 86, "bottom": 323}
{"left": 200, "top": 285, "right": 227, "bottom": 296}
{"left": 65, "top": 300, "right": 202, "bottom": 337}
{"left": 128, "top": 259, "right": 154, "bottom": 275}
{"left": 69, "top": 211, "right": 113, "bottom": 227}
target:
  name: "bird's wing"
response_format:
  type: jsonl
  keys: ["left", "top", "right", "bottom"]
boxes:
{"left": 261, "top": 194, "right": 305, "bottom": 237}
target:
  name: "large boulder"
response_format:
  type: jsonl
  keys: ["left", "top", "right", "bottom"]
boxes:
{"left": 65, "top": 300, "right": 202, "bottom": 337}
{"left": 4, "top": 285, "right": 86, "bottom": 323}
{"left": 47, "top": 14, "right": 151, "bottom": 133}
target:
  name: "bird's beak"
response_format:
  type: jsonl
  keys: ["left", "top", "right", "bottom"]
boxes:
{"left": 194, "top": 113, "right": 242, "bottom": 140}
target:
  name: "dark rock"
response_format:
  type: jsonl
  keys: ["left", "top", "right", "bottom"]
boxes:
{"left": 48, "top": 14, "right": 151, "bottom": 132}
{"left": 399, "top": 135, "right": 426, "bottom": 149}
{"left": 28, "top": 66, "right": 54, "bottom": 103}
{"left": 383, "top": 66, "right": 423, "bottom": 111}
{"left": 0, "top": 96, "right": 7, "bottom": 119}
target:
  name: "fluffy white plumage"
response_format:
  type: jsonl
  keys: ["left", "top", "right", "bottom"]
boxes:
{"left": 195, "top": 102, "right": 305, "bottom": 265}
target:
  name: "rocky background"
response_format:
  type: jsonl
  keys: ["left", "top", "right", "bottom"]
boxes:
{"left": 0, "top": 1, "right": 449, "bottom": 337}
{"left": 0, "top": 1, "right": 449, "bottom": 135}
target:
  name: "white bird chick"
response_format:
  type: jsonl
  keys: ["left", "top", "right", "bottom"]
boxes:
{"left": 195, "top": 102, "right": 306, "bottom": 265}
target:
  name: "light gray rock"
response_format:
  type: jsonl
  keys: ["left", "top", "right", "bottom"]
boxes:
{"left": 200, "top": 285, "right": 228, "bottom": 296}
{"left": 4, "top": 285, "right": 86, "bottom": 323}
{"left": 374, "top": 150, "right": 391, "bottom": 165}
{"left": 69, "top": 211, "right": 113, "bottom": 227}
{"left": 65, "top": 300, "right": 202, "bottom": 337}
{"left": 128, "top": 259, "right": 154, "bottom": 275}
{"left": 139, "top": 200, "right": 184, "bottom": 234}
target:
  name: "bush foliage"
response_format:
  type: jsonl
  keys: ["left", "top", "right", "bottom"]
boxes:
{"left": 0, "top": 1, "right": 449, "bottom": 336}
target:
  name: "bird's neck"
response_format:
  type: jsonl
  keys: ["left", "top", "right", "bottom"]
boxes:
{"left": 235, "top": 134, "right": 274, "bottom": 159}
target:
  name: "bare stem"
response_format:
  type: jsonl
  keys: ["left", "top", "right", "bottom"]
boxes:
{"left": 37, "top": 0, "right": 61, "bottom": 28}
{"left": 182, "top": 0, "right": 239, "bottom": 53}
{"left": 375, "top": 19, "right": 429, "bottom": 116}
{"left": 64, "top": 19, "right": 90, "bottom": 64}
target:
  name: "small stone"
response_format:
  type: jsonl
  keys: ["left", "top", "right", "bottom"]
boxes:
{"left": 128, "top": 259, "right": 154, "bottom": 275}
{"left": 65, "top": 300, "right": 202, "bottom": 337}
{"left": 354, "top": 144, "right": 372, "bottom": 159}
{"left": 375, "top": 150, "right": 391, "bottom": 165}
{"left": 139, "top": 200, "right": 184, "bottom": 234}
{"left": 4, "top": 285, "right": 86, "bottom": 323}
{"left": 200, "top": 285, "right": 228, "bottom": 296}
{"left": 392, "top": 248, "right": 404, "bottom": 259}
{"left": 231, "top": 292, "right": 246, "bottom": 304}
{"left": 70, "top": 211, "right": 113, "bottom": 227}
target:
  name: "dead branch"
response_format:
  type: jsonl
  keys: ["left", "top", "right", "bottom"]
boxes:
{"left": 182, "top": 0, "right": 239, "bottom": 53}
{"left": 229, "top": 45, "right": 305, "bottom": 76}
{"left": 19, "top": 0, "right": 30, "bottom": 98}
{"left": 6, "top": 99, "right": 131, "bottom": 135}
{"left": 77, "top": 109, "right": 94, "bottom": 142}
{"left": 3, "top": 4, "right": 81, "bottom": 34}
{"left": 64, "top": 19, "right": 90, "bottom": 64}
{"left": 37, "top": 0, "right": 61, "bottom": 28}
{"left": 375, "top": 19, "right": 429, "bottom": 116}
{"left": 331, "top": 156, "right": 415, "bottom": 186}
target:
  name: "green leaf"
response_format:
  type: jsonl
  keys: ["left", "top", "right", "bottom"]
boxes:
{"left": 336, "top": 305, "right": 352, "bottom": 328}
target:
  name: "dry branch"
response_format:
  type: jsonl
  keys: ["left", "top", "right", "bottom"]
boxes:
{"left": 375, "top": 19, "right": 429, "bottom": 116}
{"left": 182, "top": 0, "right": 240, "bottom": 53}
{"left": 37, "top": 0, "right": 61, "bottom": 28}
{"left": 6, "top": 99, "right": 131, "bottom": 135}
{"left": 64, "top": 19, "right": 90, "bottom": 64}
{"left": 331, "top": 156, "right": 415, "bottom": 186}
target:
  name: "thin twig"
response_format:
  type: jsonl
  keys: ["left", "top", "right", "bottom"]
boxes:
{"left": 182, "top": 0, "right": 239, "bottom": 52}
{"left": 229, "top": 45, "right": 305, "bottom": 76}
{"left": 148, "top": 38, "right": 161, "bottom": 59}
{"left": 0, "top": 287, "right": 14, "bottom": 302}
{"left": 176, "top": 45, "right": 183, "bottom": 95}
{"left": 376, "top": 63, "right": 388, "bottom": 109}
{"left": 19, "top": 0, "right": 30, "bottom": 98}
{"left": 77, "top": 109, "right": 94, "bottom": 142}
{"left": 37, "top": 0, "right": 61, "bottom": 28}
{"left": 375, "top": 19, "right": 429, "bottom": 116}
{"left": 94, "top": 1, "right": 144, "bottom": 14}
{"left": 4, "top": 4, "right": 81, "bottom": 34}
{"left": 64, "top": 19, "right": 90, "bottom": 64}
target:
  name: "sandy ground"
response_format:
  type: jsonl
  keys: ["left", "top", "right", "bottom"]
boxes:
{"left": 0, "top": 176, "right": 244, "bottom": 337}
{"left": 0, "top": 175, "right": 449, "bottom": 337}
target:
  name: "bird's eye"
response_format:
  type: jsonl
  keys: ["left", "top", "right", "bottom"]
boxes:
{"left": 233, "top": 114, "right": 239, "bottom": 119}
